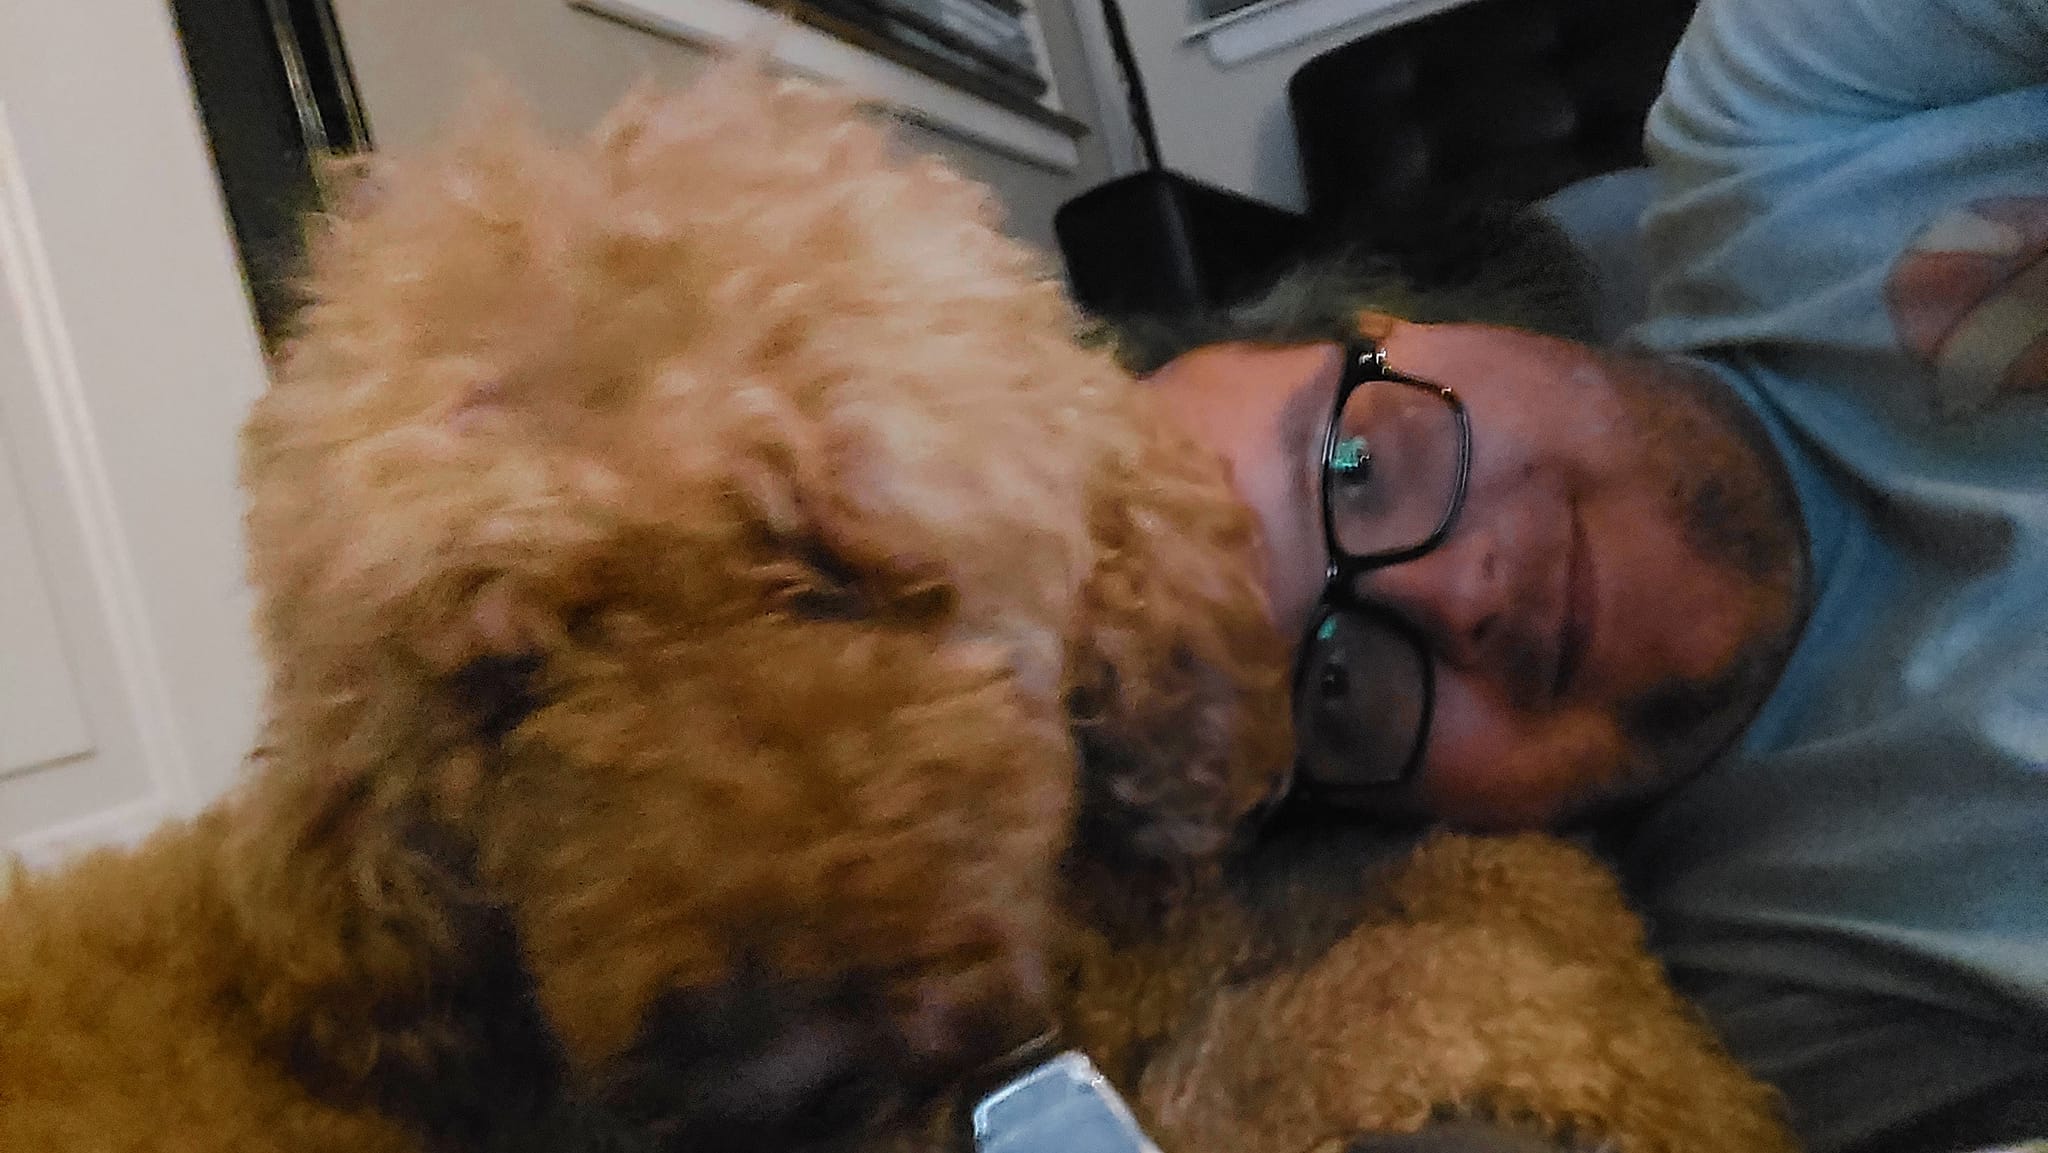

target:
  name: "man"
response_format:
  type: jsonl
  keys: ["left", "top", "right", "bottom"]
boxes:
{"left": 1147, "top": 0, "right": 2048, "bottom": 1149}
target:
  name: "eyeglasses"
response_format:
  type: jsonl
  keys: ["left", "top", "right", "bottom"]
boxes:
{"left": 1293, "top": 341, "right": 1471, "bottom": 799}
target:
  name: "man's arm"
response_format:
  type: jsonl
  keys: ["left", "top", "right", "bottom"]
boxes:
{"left": 1632, "top": 0, "right": 2048, "bottom": 421}
{"left": 1612, "top": 7, "right": 2048, "bottom": 1152}
{"left": 1653, "top": 0, "right": 2048, "bottom": 154}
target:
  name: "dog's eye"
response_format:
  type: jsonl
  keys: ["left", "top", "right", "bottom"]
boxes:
{"left": 786, "top": 540, "right": 871, "bottom": 621}
{"left": 453, "top": 653, "right": 543, "bottom": 741}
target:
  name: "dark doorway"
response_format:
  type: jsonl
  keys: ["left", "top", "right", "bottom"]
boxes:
{"left": 169, "top": 0, "right": 371, "bottom": 345}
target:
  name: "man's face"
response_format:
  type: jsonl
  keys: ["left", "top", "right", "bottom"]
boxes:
{"left": 1150, "top": 320, "right": 1808, "bottom": 829}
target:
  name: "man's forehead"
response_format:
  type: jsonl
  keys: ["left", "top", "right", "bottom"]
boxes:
{"left": 1148, "top": 341, "right": 1343, "bottom": 472}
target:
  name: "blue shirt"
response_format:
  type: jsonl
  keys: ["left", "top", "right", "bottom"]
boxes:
{"left": 1607, "top": 0, "right": 2048, "bottom": 1147}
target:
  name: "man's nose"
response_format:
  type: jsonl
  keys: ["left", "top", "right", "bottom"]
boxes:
{"left": 1352, "top": 527, "right": 1505, "bottom": 670}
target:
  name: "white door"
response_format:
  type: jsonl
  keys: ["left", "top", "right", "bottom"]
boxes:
{"left": 0, "top": 0, "right": 272, "bottom": 865}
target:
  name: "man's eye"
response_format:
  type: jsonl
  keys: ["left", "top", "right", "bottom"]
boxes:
{"left": 1318, "top": 660, "right": 1352, "bottom": 701}
{"left": 1331, "top": 435, "right": 1371, "bottom": 486}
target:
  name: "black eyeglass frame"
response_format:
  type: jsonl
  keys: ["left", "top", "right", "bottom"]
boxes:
{"left": 1293, "top": 340, "right": 1474, "bottom": 798}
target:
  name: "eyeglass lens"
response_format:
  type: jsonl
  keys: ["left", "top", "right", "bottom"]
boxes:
{"left": 1327, "top": 378, "right": 1465, "bottom": 561}
{"left": 1295, "top": 367, "right": 1465, "bottom": 792}
{"left": 1295, "top": 607, "right": 1428, "bottom": 788}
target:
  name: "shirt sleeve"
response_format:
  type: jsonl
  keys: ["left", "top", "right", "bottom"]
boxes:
{"left": 1631, "top": 0, "right": 2048, "bottom": 427}
{"left": 1653, "top": 0, "right": 2048, "bottom": 150}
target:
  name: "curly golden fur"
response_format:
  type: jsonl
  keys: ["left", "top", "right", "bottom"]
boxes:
{"left": 0, "top": 61, "right": 1791, "bottom": 1153}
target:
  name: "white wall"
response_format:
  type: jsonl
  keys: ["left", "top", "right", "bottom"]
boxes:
{"left": 1120, "top": 10, "right": 1322, "bottom": 212}
{"left": 329, "top": 0, "right": 1118, "bottom": 252}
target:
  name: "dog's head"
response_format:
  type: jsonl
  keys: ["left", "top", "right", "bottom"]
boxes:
{"left": 238, "top": 63, "right": 1288, "bottom": 1149}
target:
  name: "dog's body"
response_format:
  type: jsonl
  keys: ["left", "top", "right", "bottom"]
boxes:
{"left": 2, "top": 64, "right": 1792, "bottom": 1153}
{"left": 2, "top": 814, "right": 424, "bottom": 1152}
{"left": 1052, "top": 824, "right": 1794, "bottom": 1153}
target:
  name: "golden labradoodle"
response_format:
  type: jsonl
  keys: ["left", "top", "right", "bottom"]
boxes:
{"left": 0, "top": 63, "right": 1794, "bottom": 1153}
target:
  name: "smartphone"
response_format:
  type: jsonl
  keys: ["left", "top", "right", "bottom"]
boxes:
{"left": 970, "top": 1051, "right": 1164, "bottom": 1153}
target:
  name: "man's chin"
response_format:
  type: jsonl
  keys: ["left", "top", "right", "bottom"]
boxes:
{"left": 1406, "top": 708, "right": 1636, "bottom": 830}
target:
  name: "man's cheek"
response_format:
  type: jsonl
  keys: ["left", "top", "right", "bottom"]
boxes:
{"left": 1622, "top": 550, "right": 1766, "bottom": 694}
{"left": 1416, "top": 676, "right": 1630, "bottom": 829}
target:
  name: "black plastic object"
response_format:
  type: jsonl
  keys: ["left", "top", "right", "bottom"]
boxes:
{"left": 1288, "top": 0, "right": 1697, "bottom": 248}
{"left": 1052, "top": 0, "right": 1304, "bottom": 321}
{"left": 1055, "top": 168, "right": 1305, "bottom": 320}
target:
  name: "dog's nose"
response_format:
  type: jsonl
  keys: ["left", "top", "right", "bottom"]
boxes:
{"left": 452, "top": 652, "right": 543, "bottom": 742}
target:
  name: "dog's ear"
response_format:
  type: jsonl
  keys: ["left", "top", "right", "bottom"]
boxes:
{"left": 1063, "top": 408, "right": 1294, "bottom": 916}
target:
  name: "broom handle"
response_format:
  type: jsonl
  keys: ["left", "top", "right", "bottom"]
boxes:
{"left": 1097, "top": 0, "right": 1164, "bottom": 172}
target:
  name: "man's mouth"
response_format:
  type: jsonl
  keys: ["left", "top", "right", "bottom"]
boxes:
{"left": 1553, "top": 501, "right": 1592, "bottom": 701}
